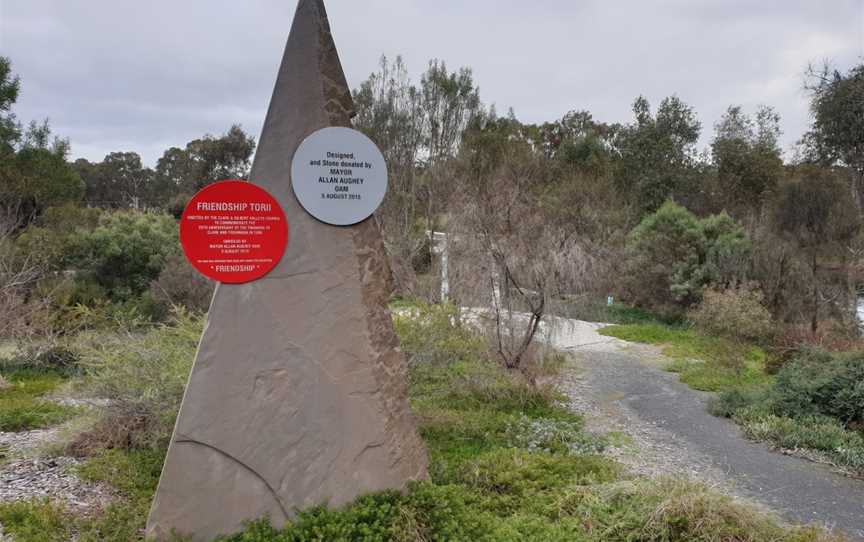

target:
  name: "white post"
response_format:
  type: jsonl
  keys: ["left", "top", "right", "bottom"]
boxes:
{"left": 440, "top": 233, "right": 449, "bottom": 302}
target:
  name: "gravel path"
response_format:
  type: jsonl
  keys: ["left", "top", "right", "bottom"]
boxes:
{"left": 0, "top": 420, "right": 115, "bottom": 540}
{"left": 0, "top": 456, "right": 113, "bottom": 514}
{"left": 554, "top": 323, "right": 864, "bottom": 540}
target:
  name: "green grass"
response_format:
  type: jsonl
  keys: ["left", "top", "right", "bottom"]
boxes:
{"left": 0, "top": 370, "right": 79, "bottom": 432}
{"left": 600, "top": 323, "right": 772, "bottom": 392}
{"left": 0, "top": 499, "right": 71, "bottom": 542}
{"left": 74, "top": 447, "right": 166, "bottom": 541}
{"left": 410, "top": 359, "right": 609, "bottom": 485}
{"left": 601, "top": 303, "right": 667, "bottom": 325}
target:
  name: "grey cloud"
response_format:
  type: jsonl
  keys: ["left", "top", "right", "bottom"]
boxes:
{"left": 1, "top": 0, "right": 860, "bottom": 165}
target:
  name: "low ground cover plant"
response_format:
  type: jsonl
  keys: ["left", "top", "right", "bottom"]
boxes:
{"left": 711, "top": 348, "right": 864, "bottom": 476}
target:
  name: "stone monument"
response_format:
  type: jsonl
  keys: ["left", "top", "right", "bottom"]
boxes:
{"left": 146, "top": 1, "right": 428, "bottom": 539}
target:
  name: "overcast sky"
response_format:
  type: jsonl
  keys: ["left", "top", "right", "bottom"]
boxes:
{"left": 1, "top": 1, "right": 862, "bottom": 166}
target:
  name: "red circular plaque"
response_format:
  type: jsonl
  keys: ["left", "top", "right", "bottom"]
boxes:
{"left": 180, "top": 180, "right": 288, "bottom": 284}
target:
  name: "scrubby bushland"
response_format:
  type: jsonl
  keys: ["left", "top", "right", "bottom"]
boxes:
{"left": 9, "top": 206, "right": 190, "bottom": 336}
{"left": 0, "top": 299, "right": 843, "bottom": 541}
{"left": 771, "top": 350, "right": 864, "bottom": 426}
{"left": 770, "top": 167, "right": 861, "bottom": 334}
{"left": 11, "top": 204, "right": 101, "bottom": 269}
{"left": 1, "top": 343, "right": 81, "bottom": 376}
{"left": 0, "top": 207, "right": 44, "bottom": 340}
{"left": 688, "top": 285, "right": 775, "bottom": 344}
{"left": 69, "top": 310, "right": 201, "bottom": 453}
{"left": 622, "top": 202, "right": 751, "bottom": 318}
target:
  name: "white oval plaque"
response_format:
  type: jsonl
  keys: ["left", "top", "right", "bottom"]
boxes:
{"left": 290, "top": 127, "right": 388, "bottom": 226}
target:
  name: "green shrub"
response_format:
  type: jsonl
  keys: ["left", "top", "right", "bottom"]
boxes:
{"left": 12, "top": 204, "right": 101, "bottom": 271}
{"left": 506, "top": 414, "right": 605, "bottom": 455}
{"left": 771, "top": 349, "right": 864, "bottom": 426}
{"left": 71, "top": 210, "right": 179, "bottom": 301}
{"left": 15, "top": 207, "right": 181, "bottom": 334}
{"left": 623, "top": 202, "right": 750, "bottom": 317}
{"left": 393, "top": 301, "right": 486, "bottom": 366}
{"left": 398, "top": 483, "right": 497, "bottom": 541}
{"left": 267, "top": 492, "right": 404, "bottom": 542}
{"left": 455, "top": 448, "right": 618, "bottom": 515}
{"left": 688, "top": 285, "right": 774, "bottom": 344}
{"left": 217, "top": 484, "right": 499, "bottom": 542}
{"left": 708, "top": 387, "right": 768, "bottom": 418}
{"left": 710, "top": 347, "right": 864, "bottom": 475}
{"left": 568, "top": 478, "right": 842, "bottom": 542}
{"left": 72, "top": 310, "right": 201, "bottom": 451}
{"left": 221, "top": 477, "right": 837, "bottom": 542}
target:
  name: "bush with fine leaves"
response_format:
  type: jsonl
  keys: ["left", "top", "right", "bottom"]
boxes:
{"left": 149, "top": 253, "right": 215, "bottom": 314}
{"left": 688, "top": 285, "right": 774, "bottom": 343}
{"left": 392, "top": 301, "right": 485, "bottom": 366}
{"left": 623, "top": 201, "right": 750, "bottom": 317}
{"left": 71, "top": 210, "right": 179, "bottom": 301}
{"left": 71, "top": 310, "right": 201, "bottom": 451}
{"left": 770, "top": 349, "right": 864, "bottom": 426}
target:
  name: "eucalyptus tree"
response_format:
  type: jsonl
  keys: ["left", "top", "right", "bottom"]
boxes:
{"left": 615, "top": 95, "right": 702, "bottom": 215}
{"left": 352, "top": 56, "right": 483, "bottom": 293}
{"left": 711, "top": 105, "right": 784, "bottom": 215}
{"left": 803, "top": 62, "right": 864, "bottom": 199}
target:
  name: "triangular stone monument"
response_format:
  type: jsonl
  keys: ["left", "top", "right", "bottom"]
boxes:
{"left": 146, "top": 1, "right": 428, "bottom": 539}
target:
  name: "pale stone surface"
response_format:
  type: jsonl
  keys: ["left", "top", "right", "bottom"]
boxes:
{"left": 146, "top": 1, "right": 428, "bottom": 539}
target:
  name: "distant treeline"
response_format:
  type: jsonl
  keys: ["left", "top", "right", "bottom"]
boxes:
{"left": 1, "top": 53, "right": 863, "bottom": 341}
{"left": 351, "top": 56, "right": 864, "bottom": 341}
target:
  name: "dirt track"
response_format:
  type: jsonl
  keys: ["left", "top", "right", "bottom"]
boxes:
{"left": 553, "top": 320, "right": 864, "bottom": 540}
